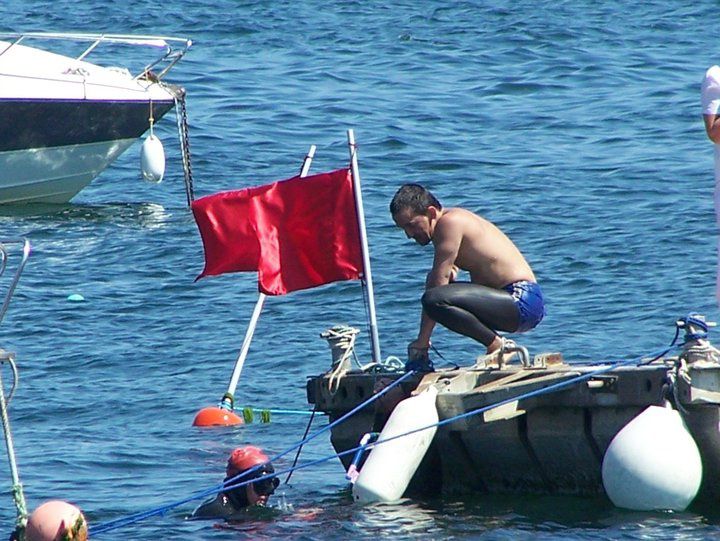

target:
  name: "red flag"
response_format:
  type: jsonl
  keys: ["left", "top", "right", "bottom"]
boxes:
{"left": 192, "top": 168, "right": 364, "bottom": 295}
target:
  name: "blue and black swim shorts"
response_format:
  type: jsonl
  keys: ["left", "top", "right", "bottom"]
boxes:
{"left": 502, "top": 281, "right": 546, "bottom": 333}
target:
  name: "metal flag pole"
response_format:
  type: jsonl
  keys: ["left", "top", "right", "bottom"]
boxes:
{"left": 194, "top": 146, "right": 317, "bottom": 426}
{"left": 347, "top": 130, "right": 382, "bottom": 363}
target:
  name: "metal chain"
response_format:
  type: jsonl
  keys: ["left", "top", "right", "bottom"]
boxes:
{"left": 174, "top": 92, "right": 195, "bottom": 206}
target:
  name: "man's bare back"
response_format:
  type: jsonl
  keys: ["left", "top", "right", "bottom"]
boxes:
{"left": 434, "top": 208, "right": 535, "bottom": 289}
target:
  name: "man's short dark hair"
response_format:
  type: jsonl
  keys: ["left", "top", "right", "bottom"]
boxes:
{"left": 389, "top": 184, "right": 442, "bottom": 216}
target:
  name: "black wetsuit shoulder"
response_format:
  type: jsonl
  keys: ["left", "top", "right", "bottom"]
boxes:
{"left": 190, "top": 493, "right": 238, "bottom": 520}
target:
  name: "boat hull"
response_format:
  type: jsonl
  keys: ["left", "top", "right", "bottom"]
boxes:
{"left": 0, "top": 98, "right": 175, "bottom": 203}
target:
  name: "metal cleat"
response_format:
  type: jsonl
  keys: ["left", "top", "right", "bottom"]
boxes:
{"left": 500, "top": 339, "right": 531, "bottom": 368}
{"left": 474, "top": 339, "right": 530, "bottom": 369}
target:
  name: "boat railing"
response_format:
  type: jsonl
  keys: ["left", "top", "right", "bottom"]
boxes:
{"left": 0, "top": 239, "right": 30, "bottom": 329}
{"left": 0, "top": 32, "right": 192, "bottom": 81}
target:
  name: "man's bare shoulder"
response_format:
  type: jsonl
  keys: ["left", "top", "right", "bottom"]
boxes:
{"left": 433, "top": 209, "right": 488, "bottom": 249}
{"left": 439, "top": 207, "right": 488, "bottom": 229}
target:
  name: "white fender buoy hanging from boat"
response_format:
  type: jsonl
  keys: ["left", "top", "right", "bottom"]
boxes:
{"left": 353, "top": 386, "right": 438, "bottom": 504}
{"left": 140, "top": 132, "right": 165, "bottom": 183}
{"left": 601, "top": 404, "right": 702, "bottom": 511}
{"left": 140, "top": 102, "right": 165, "bottom": 183}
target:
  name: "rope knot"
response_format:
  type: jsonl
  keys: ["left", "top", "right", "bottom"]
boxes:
{"left": 320, "top": 325, "right": 361, "bottom": 394}
{"left": 320, "top": 325, "right": 360, "bottom": 367}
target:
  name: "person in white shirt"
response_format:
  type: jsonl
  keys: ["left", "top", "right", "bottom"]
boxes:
{"left": 702, "top": 65, "right": 720, "bottom": 305}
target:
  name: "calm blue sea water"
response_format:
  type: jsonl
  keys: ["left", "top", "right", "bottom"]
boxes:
{"left": 1, "top": 0, "right": 720, "bottom": 539}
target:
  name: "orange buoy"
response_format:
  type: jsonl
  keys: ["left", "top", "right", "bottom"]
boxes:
{"left": 193, "top": 405, "right": 243, "bottom": 427}
{"left": 25, "top": 500, "right": 87, "bottom": 541}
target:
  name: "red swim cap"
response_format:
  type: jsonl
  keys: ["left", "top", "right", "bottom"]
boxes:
{"left": 226, "top": 445, "right": 269, "bottom": 477}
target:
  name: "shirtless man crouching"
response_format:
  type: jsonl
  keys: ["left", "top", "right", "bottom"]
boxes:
{"left": 389, "top": 183, "right": 546, "bottom": 370}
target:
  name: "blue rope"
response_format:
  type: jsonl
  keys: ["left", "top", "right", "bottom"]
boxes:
{"left": 244, "top": 407, "right": 319, "bottom": 416}
{"left": 90, "top": 369, "right": 416, "bottom": 535}
{"left": 262, "top": 408, "right": 317, "bottom": 415}
{"left": 678, "top": 313, "right": 711, "bottom": 341}
{"left": 219, "top": 341, "right": 684, "bottom": 494}
{"left": 383, "top": 343, "right": 679, "bottom": 444}
{"left": 91, "top": 329, "right": 687, "bottom": 536}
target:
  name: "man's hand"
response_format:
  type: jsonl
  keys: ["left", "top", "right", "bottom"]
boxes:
{"left": 406, "top": 339, "right": 434, "bottom": 373}
{"left": 407, "top": 339, "right": 430, "bottom": 362}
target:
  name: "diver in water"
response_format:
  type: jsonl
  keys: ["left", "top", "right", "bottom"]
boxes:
{"left": 191, "top": 445, "right": 280, "bottom": 520}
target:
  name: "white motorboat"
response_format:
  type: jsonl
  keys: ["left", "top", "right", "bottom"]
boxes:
{"left": 0, "top": 32, "right": 192, "bottom": 204}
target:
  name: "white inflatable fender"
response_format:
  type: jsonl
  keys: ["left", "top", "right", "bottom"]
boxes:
{"left": 353, "top": 386, "right": 438, "bottom": 504}
{"left": 140, "top": 133, "right": 165, "bottom": 183}
{"left": 601, "top": 405, "right": 702, "bottom": 511}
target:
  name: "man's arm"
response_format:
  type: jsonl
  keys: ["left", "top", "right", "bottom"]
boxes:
{"left": 412, "top": 214, "right": 463, "bottom": 348}
{"left": 705, "top": 114, "right": 720, "bottom": 143}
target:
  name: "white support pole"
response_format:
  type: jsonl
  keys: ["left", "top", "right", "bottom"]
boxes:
{"left": 223, "top": 145, "right": 317, "bottom": 402}
{"left": 347, "top": 130, "right": 382, "bottom": 363}
{"left": 299, "top": 145, "right": 317, "bottom": 177}
{"left": 224, "top": 293, "right": 266, "bottom": 401}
